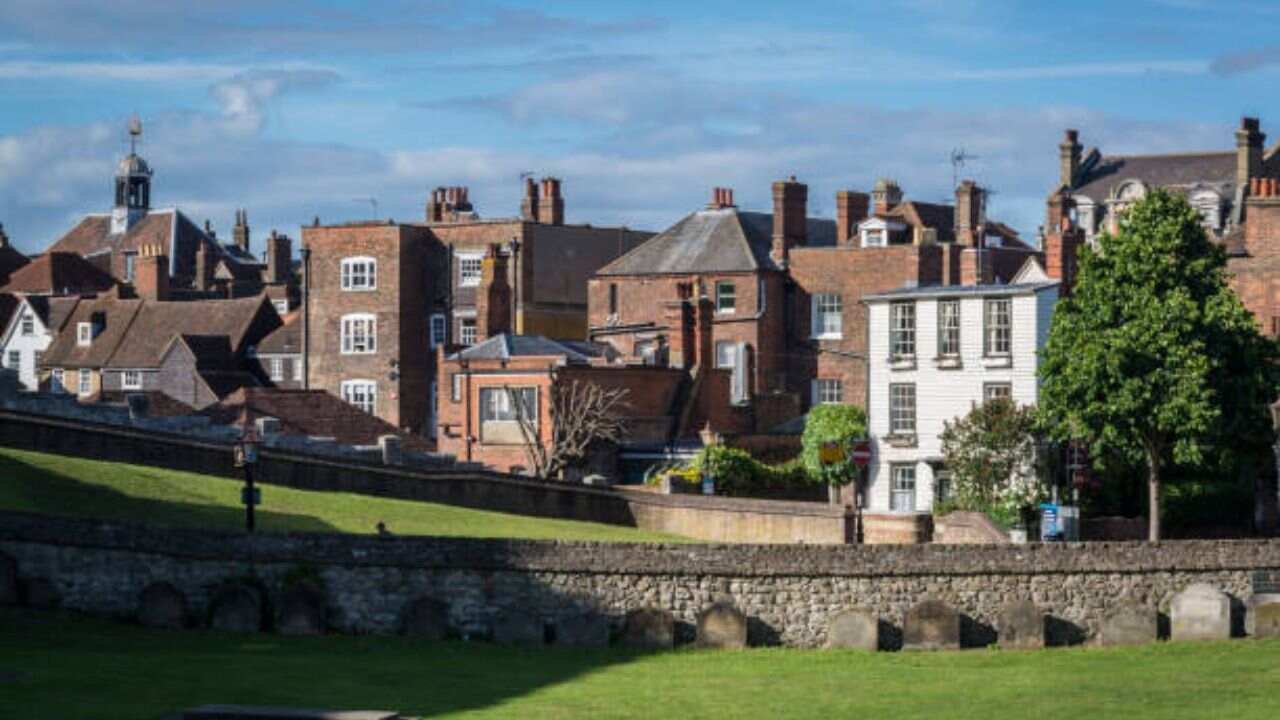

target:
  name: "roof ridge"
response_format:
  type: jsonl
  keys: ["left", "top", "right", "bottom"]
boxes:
{"left": 1101, "top": 150, "right": 1234, "bottom": 160}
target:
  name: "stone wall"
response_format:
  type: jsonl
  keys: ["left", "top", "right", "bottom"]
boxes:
{"left": 4, "top": 511, "right": 1277, "bottom": 649}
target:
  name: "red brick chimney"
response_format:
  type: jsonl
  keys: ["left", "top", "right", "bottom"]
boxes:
{"left": 835, "top": 190, "right": 870, "bottom": 247}
{"left": 771, "top": 176, "right": 807, "bottom": 267}
{"left": 1237, "top": 117, "right": 1265, "bottom": 189}
{"left": 1059, "top": 129, "right": 1082, "bottom": 189}
{"left": 954, "top": 180, "right": 984, "bottom": 247}
{"left": 520, "top": 177, "right": 539, "bottom": 222}
{"left": 474, "top": 243, "right": 511, "bottom": 341}
{"left": 537, "top": 177, "right": 564, "bottom": 226}
{"left": 134, "top": 243, "right": 170, "bottom": 301}
{"left": 692, "top": 290, "right": 715, "bottom": 369}
{"left": 959, "top": 248, "right": 994, "bottom": 286}
{"left": 708, "top": 187, "right": 736, "bottom": 210}
{"left": 663, "top": 297, "right": 693, "bottom": 370}
{"left": 1245, "top": 176, "right": 1280, "bottom": 259}
{"left": 1043, "top": 189, "right": 1084, "bottom": 295}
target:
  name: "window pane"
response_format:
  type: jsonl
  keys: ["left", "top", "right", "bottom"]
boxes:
{"left": 891, "top": 465, "right": 916, "bottom": 511}
{"left": 984, "top": 383, "right": 1012, "bottom": 402}
{"left": 938, "top": 300, "right": 960, "bottom": 356}
{"left": 459, "top": 318, "right": 476, "bottom": 346}
{"left": 890, "top": 383, "right": 916, "bottom": 434}
{"left": 716, "top": 281, "right": 735, "bottom": 312}
{"left": 890, "top": 302, "right": 915, "bottom": 357}
{"left": 985, "top": 298, "right": 1011, "bottom": 355}
{"left": 715, "top": 341, "right": 736, "bottom": 368}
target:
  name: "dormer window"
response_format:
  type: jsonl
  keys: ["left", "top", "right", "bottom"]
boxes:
{"left": 76, "top": 322, "right": 93, "bottom": 346}
{"left": 1190, "top": 188, "right": 1223, "bottom": 231}
{"left": 340, "top": 257, "right": 376, "bottom": 291}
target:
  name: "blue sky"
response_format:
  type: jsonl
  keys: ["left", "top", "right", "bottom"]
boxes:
{"left": 2, "top": 0, "right": 1279, "bottom": 253}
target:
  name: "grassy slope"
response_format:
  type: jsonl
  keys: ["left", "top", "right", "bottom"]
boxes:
{"left": 0, "top": 447, "right": 684, "bottom": 543}
{"left": 1, "top": 609, "right": 1278, "bottom": 719}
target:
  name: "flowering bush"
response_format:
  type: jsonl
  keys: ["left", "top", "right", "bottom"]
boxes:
{"left": 938, "top": 398, "right": 1045, "bottom": 526}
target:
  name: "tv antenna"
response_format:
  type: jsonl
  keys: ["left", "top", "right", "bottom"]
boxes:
{"left": 353, "top": 197, "right": 378, "bottom": 218}
{"left": 950, "top": 147, "right": 979, "bottom": 188}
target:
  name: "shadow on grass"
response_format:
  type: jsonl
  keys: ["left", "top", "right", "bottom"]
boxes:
{"left": 0, "top": 453, "right": 337, "bottom": 534}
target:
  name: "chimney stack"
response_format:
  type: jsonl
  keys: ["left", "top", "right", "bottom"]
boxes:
{"left": 871, "top": 178, "right": 902, "bottom": 215}
{"left": 708, "top": 187, "right": 736, "bottom": 210}
{"left": 474, "top": 243, "right": 512, "bottom": 341}
{"left": 134, "top": 244, "right": 170, "bottom": 301}
{"left": 195, "top": 241, "right": 212, "bottom": 292}
{"left": 1043, "top": 190, "right": 1084, "bottom": 296}
{"left": 537, "top": 177, "right": 564, "bottom": 225}
{"left": 771, "top": 176, "right": 808, "bottom": 267}
{"left": 267, "top": 230, "right": 291, "bottom": 286}
{"left": 954, "top": 180, "right": 985, "bottom": 247}
{"left": 1059, "top": 129, "right": 1082, "bottom": 189}
{"left": 1237, "top": 117, "right": 1266, "bottom": 189}
{"left": 233, "top": 209, "right": 250, "bottom": 254}
{"left": 835, "top": 190, "right": 870, "bottom": 247}
{"left": 520, "top": 177, "right": 540, "bottom": 222}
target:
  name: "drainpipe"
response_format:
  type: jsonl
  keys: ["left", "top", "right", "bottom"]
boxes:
{"left": 300, "top": 245, "right": 311, "bottom": 390}
{"left": 463, "top": 360, "right": 474, "bottom": 463}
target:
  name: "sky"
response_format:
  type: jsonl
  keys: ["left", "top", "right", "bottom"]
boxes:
{"left": 2, "top": 0, "right": 1279, "bottom": 254}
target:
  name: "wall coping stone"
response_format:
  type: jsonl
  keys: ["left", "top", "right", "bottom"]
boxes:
{"left": 4, "top": 510, "right": 1280, "bottom": 579}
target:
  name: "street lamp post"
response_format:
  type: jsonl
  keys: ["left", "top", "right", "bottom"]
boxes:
{"left": 234, "top": 426, "right": 261, "bottom": 533}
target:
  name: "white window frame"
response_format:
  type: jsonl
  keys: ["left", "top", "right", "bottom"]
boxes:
{"left": 340, "top": 257, "right": 377, "bottom": 291}
{"left": 20, "top": 314, "right": 34, "bottom": 336}
{"left": 430, "top": 313, "right": 447, "bottom": 348}
{"left": 812, "top": 293, "right": 843, "bottom": 339}
{"left": 458, "top": 318, "right": 477, "bottom": 346}
{"left": 77, "top": 322, "right": 92, "bottom": 347}
{"left": 273, "top": 299, "right": 289, "bottom": 315}
{"left": 984, "top": 382, "right": 1012, "bottom": 403}
{"left": 812, "top": 378, "right": 842, "bottom": 405}
{"left": 889, "top": 383, "right": 916, "bottom": 435}
{"left": 457, "top": 253, "right": 483, "bottom": 287}
{"left": 715, "top": 280, "right": 736, "bottom": 313}
{"left": 51, "top": 368, "right": 65, "bottom": 394}
{"left": 891, "top": 464, "right": 917, "bottom": 512}
{"left": 340, "top": 379, "right": 377, "bottom": 414}
{"left": 984, "top": 298, "right": 1012, "bottom": 357}
{"left": 937, "top": 299, "right": 961, "bottom": 357}
{"left": 5, "top": 350, "right": 18, "bottom": 369}
{"left": 121, "top": 369, "right": 143, "bottom": 390}
{"left": 77, "top": 370, "right": 92, "bottom": 396}
{"left": 890, "top": 302, "right": 916, "bottom": 358}
{"left": 292, "top": 356, "right": 303, "bottom": 382}
{"left": 269, "top": 357, "right": 284, "bottom": 382}
{"left": 340, "top": 313, "right": 377, "bottom": 354}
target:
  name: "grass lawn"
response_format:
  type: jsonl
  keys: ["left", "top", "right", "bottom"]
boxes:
{"left": 1, "top": 608, "right": 1278, "bottom": 719}
{"left": 0, "top": 447, "right": 685, "bottom": 543}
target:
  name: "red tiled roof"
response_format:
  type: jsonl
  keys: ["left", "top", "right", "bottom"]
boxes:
{"left": 203, "top": 388, "right": 434, "bottom": 452}
{"left": 0, "top": 252, "right": 116, "bottom": 295}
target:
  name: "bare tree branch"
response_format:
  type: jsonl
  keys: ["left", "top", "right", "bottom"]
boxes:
{"left": 507, "top": 373, "right": 629, "bottom": 480}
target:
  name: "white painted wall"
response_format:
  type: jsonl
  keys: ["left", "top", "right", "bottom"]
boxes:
{"left": 865, "top": 285, "right": 1058, "bottom": 513}
{"left": 0, "top": 299, "right": 54, "bottom": 391}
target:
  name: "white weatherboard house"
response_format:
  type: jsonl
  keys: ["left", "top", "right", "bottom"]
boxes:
{"left": 0, "top": 296, "right": 80, "bottom": 391}
{"left": 862, "top": 260, "right": 1058, "bottom": 514}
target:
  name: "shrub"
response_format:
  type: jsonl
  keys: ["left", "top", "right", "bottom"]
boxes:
{"left": 688, "top": 445, "right": 814, "bottom": 495}
{"left": 800, "top": 404, "right": 868, "bottom": 486}
{"left": 939, "top": 399, "right": 1044, "bottom": 523}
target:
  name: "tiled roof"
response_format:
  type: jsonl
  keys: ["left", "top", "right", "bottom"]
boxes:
{"left": 41, "top": 294, "right": 144, "bottom": 368}
{"left": 596, "top": 208, "right": 836, "bottom": 276}
{"left": 203, "top": 388, "right": 434, "bottom": 452}
{"left": 0, "top": 245, "right": 29, "bottom": 285}
{"left": 449, "top": 333, "right": 611, "bottom": 362}
{"left": 256, "top": 312, "right": 300, "bottom": 354}
{"left": 24, "top": 296, "right": 81, "bottom": 332}
{"left": 1072, "top": 152, "right": 1237, "bottom": 201}
{"left": 107, "top": 295, "right": 273, "bottom": 368}
{"left": 0, "top": 252, "right": 116, "bottom": 295}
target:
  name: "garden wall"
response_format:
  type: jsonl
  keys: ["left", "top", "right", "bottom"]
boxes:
{"left": 3, "top": 511, "right": 1277, "bottom": 648}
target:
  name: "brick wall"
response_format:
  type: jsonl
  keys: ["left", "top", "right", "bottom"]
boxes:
{"left": 1231, "top": 196, "right": 1280, "bottom": 337}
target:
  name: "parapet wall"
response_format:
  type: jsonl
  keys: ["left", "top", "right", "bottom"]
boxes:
{"left": 3, "top": 511, "right": 1277, "bottom": 648}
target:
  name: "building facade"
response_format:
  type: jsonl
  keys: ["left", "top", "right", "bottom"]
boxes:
{"left": 0, "top": 295, "right": 81, "bottom": 390}
{"left": 863, "top": 263, "right": 1058, "bottom": 514}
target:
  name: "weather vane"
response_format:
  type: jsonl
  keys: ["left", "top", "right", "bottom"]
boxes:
{"left": 128, "top": 114, "right": 143, "bottom": 155}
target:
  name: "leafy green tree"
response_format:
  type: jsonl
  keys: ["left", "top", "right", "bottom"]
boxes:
{"left": 1038, "top": 189, "right": 1278, "bottom": 540}
{"left": 939, "top": 398, "right": 1043, "bottom": 525}
{"left": 801, "top": 404, "right": 868, "bottom": 486}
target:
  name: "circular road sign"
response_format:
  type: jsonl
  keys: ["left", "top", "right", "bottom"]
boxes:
{"left": 850, "top": 441, "right": 872, "bottom": 467}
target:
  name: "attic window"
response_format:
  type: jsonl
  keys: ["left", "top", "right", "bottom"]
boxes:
{"left": 76, "top": 322, "right": 92, "bottom": 346}
{"left": 20, "top": 314, "right": 34, "bottom": 336}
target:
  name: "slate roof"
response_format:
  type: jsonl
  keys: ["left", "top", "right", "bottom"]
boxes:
{"left": 1072, "top": 151, "right": 1238, "bottom": 201}
{"left": 596, "top": 208, "right": 837, "bottom": 276}
{"left": 862, "top": 280, "right": 1059, "bottom": 302}
{"left": 24, "top": 296, "right": 81, "bottom": 333}
{"left": 0, "top": 252, "right": 116, "bottom": 295}
{"left": 203, "top": 388, "right": 434, "bottom": 452}
{"left": 256, "top": 312, "right": 300, "bottom": 355}
{"left": 449, "top": 333, "right": 611, "bottom": 362}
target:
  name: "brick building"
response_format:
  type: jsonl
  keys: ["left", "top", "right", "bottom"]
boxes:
{"left": 588, "top": 178, "right": 1042, "bottom": 432}
{"left": 1053, "top": 117, "right": 1280, "bottom": 334}
{"left": 300, "top": 179, "right": 651, "bottom": 437}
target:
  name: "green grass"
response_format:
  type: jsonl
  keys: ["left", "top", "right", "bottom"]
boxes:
{"left": 2, "top": 608, "right": 1279, "bottom": 719}
{"left": 0, "top": 447, "right": 685, "bottom": 543}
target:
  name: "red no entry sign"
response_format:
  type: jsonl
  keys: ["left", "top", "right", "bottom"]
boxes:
{"left": 850, "top": 441, "right": 872, "bottom": 467}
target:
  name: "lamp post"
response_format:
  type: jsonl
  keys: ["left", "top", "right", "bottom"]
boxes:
{"left": 234, "top": 425, "right": 261, "bottom": 533}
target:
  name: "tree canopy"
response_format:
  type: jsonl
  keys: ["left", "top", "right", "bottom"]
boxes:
{"left": 801, "top": 404, "right": 868, "bottom": 486}
{"left": 1037, "top": 189, "right": 1278, "bottom": 540}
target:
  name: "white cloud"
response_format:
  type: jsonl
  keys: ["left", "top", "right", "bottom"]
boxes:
{"left": 0, "top": 60, "right": 245, "bottom": 82}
